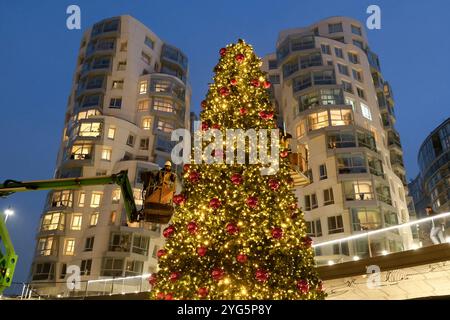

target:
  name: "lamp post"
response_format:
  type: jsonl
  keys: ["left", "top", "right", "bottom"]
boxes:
{"left": 4, "top": 206, "right": 14, "bottom": 223}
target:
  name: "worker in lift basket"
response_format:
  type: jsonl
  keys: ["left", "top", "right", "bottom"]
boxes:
{"left": 147, "top": 160, "right": 176, "bottom": 204}
{"left": 426, "top": 206, "right": 446, "bottom": 244}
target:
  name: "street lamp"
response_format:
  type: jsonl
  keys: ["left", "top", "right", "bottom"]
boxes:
{"left": 4, "top": 207, "right": 14, "bottom": 223}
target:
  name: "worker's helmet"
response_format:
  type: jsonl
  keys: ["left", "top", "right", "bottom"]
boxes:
{"left": 164, "top": 161, "right": 172, "bottom": 167}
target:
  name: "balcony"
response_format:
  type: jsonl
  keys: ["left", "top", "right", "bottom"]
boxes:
{"left": 90, "top": 18, "right": 120, "bottom": 39}
{"left": 161, "top": 44, "right": 188, "bottom": 70}
{"left": 277, "top": 35, "right": 316, "bottom": 64}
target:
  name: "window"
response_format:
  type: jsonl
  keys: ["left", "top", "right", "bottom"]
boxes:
{"left": 268, "top": 59, "right": 277, "bottom": 69}
{"left": 293, "top": 73, "right": 312, "bottom": 91}
{"left": 328, "top": 215, "right": 344, "bottom": 234}
{"left": 90, "top": 192, "right": 102, "bottom": 208}
{"left": 112, "top": 189, "right": 121, "bottom": 204}
{"left": 78, "top": 192, "right": 85, "bottom": 207}
{"left": 153, "top": 97, "right": 174, "bottom": 113}
{"left": 321, "top": 44, "right": 331, "bottom": 55}
{"left": 137, "top": 99, "right": 150, "bottom": 112}
{"left": 337, "top": 63, "right": 349, "bottom": 76}
{"left": 144, "top": 36, "right": 154, "bottom": 48}
{"left": 328, "top": 23, "right": 343, "bottom": 33}
{"left": 101, "top": 258, "right": 124, "bottom": 277}
{"left": 126, "top": 134, "right": 135, "bottom": 147}
{"left": 304, "top": 194, "right": 318, "bottom": 211}
{"left": 75, "top": 109, "right": 100, "bottom": 121}
{"left": 333, "top": 242, "right": 349, "bottom": 256}
{"left": 342, "top": 81, "right": 353, "bottom": 93}
{"left": 306, "top": 220, "right": 322, "bottom": 237}
{"left": 80, "top": 259, "right": 92, "bottom": 276}
{"left": 112, "top": 80, "right": 123, "bottom": 89}
{"left": 142, "top": 118, "right": 152, "bottom": 130}
{"left": 90, "top": 212, "right": 99, "bottom": 226}
{"left": 304, "top": 195, "right": 311, "bottom": 211}
{"left": 348, "top": 52, "right": 359, "bottom": 64}
{"left": 109, "top": 97, "right": 122, "bottom": 109}
{"left": 351, "top": 208, "right": 382, "bottom": 231}
{"left": 132, "top": 235, "right": 150, "bottom": 255}
{"left": 120, "top": 42, "right": 127, "bottom": 51}
{"left": 50, "top": 190, "right": 73, "bottom": 207}
{"left": 141, "top": 51, "right": 151, "bottom": 65}
{"left": 78, "top": 122, "right": 102, "bottom": 138}
{"left": 323, "top": 188, "right": 335, "bottom": 205}
{"left": 41, "top": 212, "right": 63, "bottom": 231}
{"left": 308, "top": 111, "right": 329, "bottom": 131}
{"left": 71, "top": 214, "right": 82, "bottom": 230}
{"left": 351, "top": 25, "right": 362, "bottom": 36}
{"left": 313, "top": 70, "right": 335, "bottom": 85}
{"left": 337, "top": 153, "right": 367, "bottom": 174}
{"left": 356, "top": 87, "right": 366, "bottom": 100}
{"left": 33, "top": 263, "right": 55, "bottom": 281}
{"left": 140, "top": 138, "right": 149, "bottom": 150}
{"left": 81, "top": 94, "right": 101, "bottom": 108}
{"left": 125, "top": 260, "right": 144, "bottom": 276}
{"left": 343, "top": 180, "right": 374, "bottom": 201}
{"left": 152, "top": 245, "right": 160, "bottom": 258}
{"left": 353, "top": 39, "right": 364, "bottom": 49}
{"left": 334, "top": 47, "right": 343, "bottom": 58}
{"left": 84, "top": 237, "right": 95, "bottom": 252}
{"left": 64, "top": 239, "right": 75, "bottom": 256}
{"left": 357, "top": 130, "right": 377, "bottom": 151}
{"left": 330, "top": 109, "right": 352, "bottom": 126}
{"left": 269, "top": 74, "right": 280, "bottom": 84}
{"left": 157, "top": 120, "right": 174, "bottom": 133}
{"left": 296, "top": 121, "right": 306, "bottom": 138}
{"left": 328, "top": 131, "right": 356, "bottom": 148}
{"left": 101, "top": 148, "right": 112, "bottom": 161}
{"left": 139, "top": 80, "right": 148, "bottom": 94}
{"left": 117, "top": 61, "right": 126, "bottom": 71}
{"left": 319, "top": 164, "right": 327, "bottom": 180}
{"left": 345, "top": 97, "right": 356, "bottom": 111}
{"left": 107, "top": 126, "right": 116, "bottom": 139}
{"left": 134, "top": 188, "right": 144, "bottom": 206}
{"left": 110, "top": 211, "right": 117, "bottom": 225}
{"left": 86, "top": 75, "right": 104, "bottom": 89}
{"left": 360, "top": 103, "right": 372, "bottom": 121}
{"left": 60, "top": 263, "right": 67, "bottom": 279}
{"left": 109, "top": 233, "right": 131, "bottom": 252}
{"left": 37, "top": 236, "right": 54, "bottom": 256}
{"left": 352, "top": 69, "right": 363, "bottom": 82}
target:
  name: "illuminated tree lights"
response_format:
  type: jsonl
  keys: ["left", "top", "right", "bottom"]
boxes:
{"left": 150, "top": 39, "right": 325, "bottom": 300}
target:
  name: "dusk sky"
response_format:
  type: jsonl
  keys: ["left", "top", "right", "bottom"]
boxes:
{"left": 1, "top": 0, "right": 449, "bottom": 292}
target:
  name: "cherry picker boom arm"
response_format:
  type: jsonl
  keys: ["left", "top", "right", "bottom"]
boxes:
{"left": 0, "top": 170, "right": 140, "bottom": 294}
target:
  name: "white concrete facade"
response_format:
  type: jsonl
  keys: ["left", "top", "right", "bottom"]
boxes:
{"left": 29, "top": 15, "right": 190, "bottom": 296}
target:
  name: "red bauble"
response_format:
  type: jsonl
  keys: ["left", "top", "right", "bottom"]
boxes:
{"left": 148, "top": 274, "right": 157, "bottom": 286}
{"left": 212, "top": 124, "right": 221, "bottom": 130}
{"left": 157, "top": 249, "right": 167, "bottom": 258}
{"left": 230, "top": 173, "right": 243, "bottom": 185}
{"left": 265, "top": 111, "right": 274, "bottom": 119}
{"left": 198, "top": 287, "right": 209, "bottom": 298}
{"left": 263, "top": 80, "right": 272, "bottom": 89}
{"left": 211, "top": 268, "right": 225, "bottom": 281}
{"left": 209, "top": 197, "right": 222, "bottom": 209}
{"left": 271, "top": 227, "right": 283, "bottom": 239}
{"left": 246, "top": 196, "right": 259, "bottom": 209}
{"left": 219, "top": 47, "right": 227, "bottom": 57}
{"left": 156, "top": 292, "right": 165, "bottom": 300}
{"left": 165, "top": 293, "right": 174, "bottom": 300}
{"left": 297, "top": 279, "right": 309, "bottom": 294}
{"left": 226, "top": 222, "right": 239, "bottom": 235}
{"left": 173, "top": 194, "right": 186, "bottom": 205}
{"left": 236, "top": 253, "right": 248, "bottom": 263}
{"left": 255, "top": 269, "right": 269, "bottom": 282}
{"left": 230, "top": 78, "right": 238, "bottom": 86}
{"left": 183, "top": 164, "right": 190, "bottom": 172}
{"left": 235, "top": 53, "right": 245, "bottom": 63}
{"left": 197, "top": 246, "right": 207, "bottom": 257}
{"left": 219, "top": 87, "right": 230, "bottom": 97}
{"left": 201, "top": 100, "right": 208, "bottom": 109}
{"left": 163, "top": 225, "right": 176, "bottom": 238}
{"left": 187, "top": 221, "right": 198, "bottom": 234}
{"left": 239, "top": 107, "right": 247, "bottom": 115}
{"left": 201, "top": 122, "right": 209, "bottom": 131}
{"left": 189, "top": 171, "right": 200, "bottom": 183}
{"left": 280, "top": 150, "right": 289, "bottom": 158}
{"left": 251, "top": 79, "right": 260, "bottom": 87}
{"left": 169, "top": 272, "right": 181, "bottom": 282}
{"left": 268, "top": 179, "right": 280, "bottom": 191}
{"left": 301, "top": 236, "right": 313, "bottom": 248}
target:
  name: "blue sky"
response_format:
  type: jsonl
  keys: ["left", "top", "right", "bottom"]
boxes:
{"left": 0, "top": 0, "right": 449, "bottom": 293}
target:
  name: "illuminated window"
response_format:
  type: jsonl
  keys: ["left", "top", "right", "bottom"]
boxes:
{"left": 90, "top": 212, "right": 99, "bottom": 226}
{"left": 330, "top": 109, "right": 352, "bottom": 126}
{"left": 76, "top": 109, "right": 99, "bottom": 121}
{"left": 142, "top": 118, "right": 152, "bottom": 130}
{"left": 79, "top": 122, "right": 101, "bottom": 137}
{"left": 112, "top": 189, "right": 121, "bottom": 203}
{"left": 296, "top": 121, "right": 306, "bottom": 138}
{"left": 361, "top": 103, "right": 372, "bottom": 121}
{"left": 151, "top": 79, "right": 171, "bottom": 92}
{"left": 157, "top": 120, "right": 174, "bottom": 133}
{"left": 51, "top": 190, "right": 73, "bottom": 207}
{"left": 137, "top": 100, "right": 149, "bottom": 111}
{"left": 139, "top": 80, "right": 148, "bottom": 94}
{"left": 41, "top": 212, "right": 63, "bottom": 231}
{"left": 153, "top": 97, "right": 174, "bottom": 113}
{"left": 345, "top": 97, "right": 356, "bottom": 111}
{"left": 107, "top": 126, "right": 116, "bottom": 139}
{"left": 37, "top": 237, "right": 54, "bottom": 256}
{"left": 110, "top": 211, "right": 117, "bottom": 224}
{"left": 133, "top": 189, "right": 143, "bottom": 206}
{"left": 71, "top": 214, "right": 83, "bottom": 230}
{"left": 90, "top": 192, "right": 103, "bottom": 208}
{"left": 70, "top": 144, "right": 92, "bottom": 160}
{"left": 78, "top": 192, "right": 85, "bottom": 207}
{"left": 112, "top": 80, "right": 123, "bottom": 89}
{"left": 351, "top": 208, "right": 381, "bottom": 231}
{"left": 101, "top": 148, "right": 112, "bottom": 161}
{"left": 343, "top": 181, "right": 374, "bottom": 201}
{"left": 64, "top": 239, "right": 75, "bottom": 256}
{"left": 308, "top": 111, "right": 328, "bottom": 131}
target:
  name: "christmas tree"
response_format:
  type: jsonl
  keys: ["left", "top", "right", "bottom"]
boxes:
{"left": 149, "top": 40, "right": 325, "bottom": 300}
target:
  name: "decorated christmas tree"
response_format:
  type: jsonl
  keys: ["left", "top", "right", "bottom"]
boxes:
{"left": 149, "top": 39, "right": 325, "bottom": 300}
